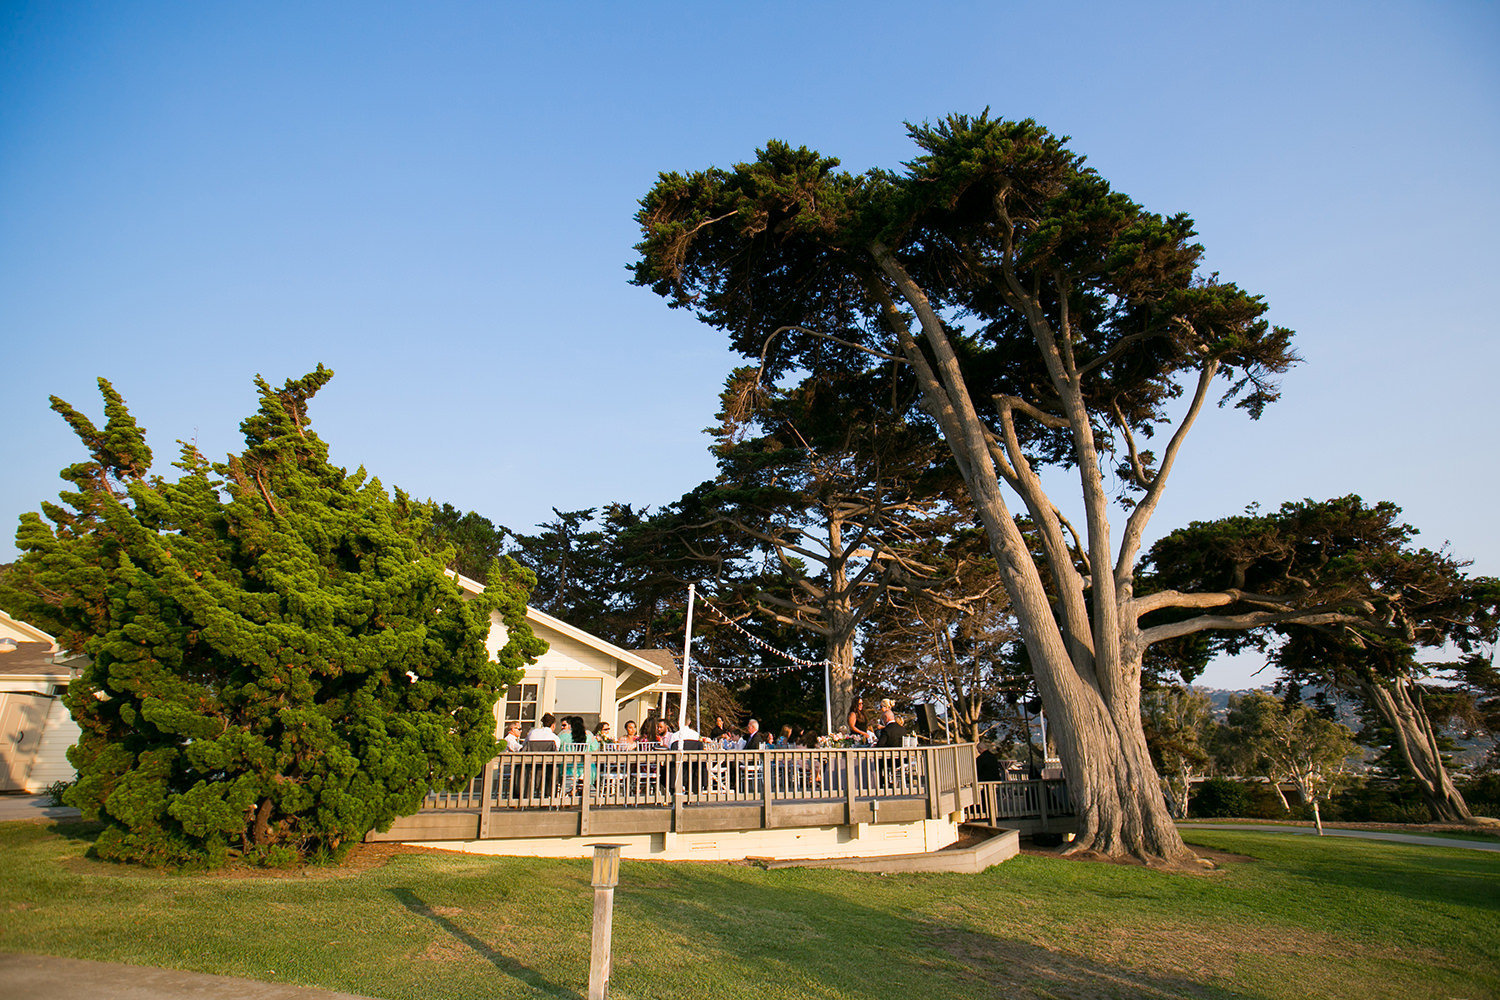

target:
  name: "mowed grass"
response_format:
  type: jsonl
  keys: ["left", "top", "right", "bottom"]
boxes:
{"left": 0, "top": 821, "right": 1496, "bottom": 1000}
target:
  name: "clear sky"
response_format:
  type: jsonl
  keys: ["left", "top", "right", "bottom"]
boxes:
{"left": 2, "top": 1, "right": 1496, "bottom": 688}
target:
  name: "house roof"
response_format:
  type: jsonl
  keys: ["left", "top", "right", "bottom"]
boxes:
{"left": 448, "top": 572, "right": 665, "bottom": 679}
{"left": 0, "top": 641, "right": 73, "bottom": 678}
{"left": 632, "top": 648, "right": 682, "bottom": 686}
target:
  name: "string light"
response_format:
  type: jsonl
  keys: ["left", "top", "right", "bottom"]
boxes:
{"left": 695, "top": 594, "right": 834, "bottom": 675}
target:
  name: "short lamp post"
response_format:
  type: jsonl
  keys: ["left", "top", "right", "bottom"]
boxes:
{"left": 588, "top": 843, "right": 625, "bottom": 1000}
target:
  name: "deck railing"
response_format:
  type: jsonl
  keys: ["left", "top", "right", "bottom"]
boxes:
{"left": 425, "top": 745, "right": 966, "bottom": 813}
{"left": 965, "top": 778, "right": 1075, "bottom": 832}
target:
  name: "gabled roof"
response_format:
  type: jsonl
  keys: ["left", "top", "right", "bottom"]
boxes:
{"left": 448, "top": 572, "right": 664, "bottom": 679}
{"left": 0, "top": 610, "right": 59, "bottom": 650}
{"left": 632, "top": 648, "right": 683, "bottom": 686}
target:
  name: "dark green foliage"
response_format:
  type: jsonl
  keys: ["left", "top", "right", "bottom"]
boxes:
{"left": 1189, "top": 777, "right": 1251, "bottom": 818}
{"left": 1457, "top": 774, "right": 1500, "bottom": 819}
{"left": 0, "top": 369, "right": 542, "bottom": 867}
{"left": 424, "top": 504, "right": 508, "bottom": 581}
{"left": 46, "top": 779, "right": 74, "bottom": 807}
{"left": 1324, "top": 780, "right": 1437, "bottom": 824}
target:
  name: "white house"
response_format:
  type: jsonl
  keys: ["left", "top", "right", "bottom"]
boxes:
{"left": 0, "top": 610, "right": 83, "bottom": 793}
{"left": 451, "top": 573, "right": 683, "bottom": 738}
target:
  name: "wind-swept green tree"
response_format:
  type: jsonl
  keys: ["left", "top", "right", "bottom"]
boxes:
{"left": 633, "top": 113, "right": 1303, "bottom": 863}
{"left": 0, "top": 369, "right": 544, "bottom": 867}
{"left": 1145, "top": 496, "right": 1500, "bottom": 824}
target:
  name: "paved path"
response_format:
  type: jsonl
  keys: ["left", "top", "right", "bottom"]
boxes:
{"left": 0, "top": 954, "right": 380, "bottom": 1000}
{"left": 0, "top": 793, "right": 80, "bottom": 822}
{"left": 1178, "top": 821, "right": 1500, "bottom": 852}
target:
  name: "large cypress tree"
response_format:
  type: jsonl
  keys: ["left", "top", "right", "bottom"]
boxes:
{"left": 633, "top": 114, "right": 1303, "bottom": 863}
{"left": 1, "top": 367, "right": 543, "bottom": 866}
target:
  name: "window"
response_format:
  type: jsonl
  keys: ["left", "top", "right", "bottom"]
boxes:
{"left": 553, "top": 677, "right": 603, "bottom": 734}
{"left": 504, "top": 684, "right": 538, "bottom": 725}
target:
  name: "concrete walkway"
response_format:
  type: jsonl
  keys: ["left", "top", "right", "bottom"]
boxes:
{"left": 0, "top": 954, "right": 379, "bottom": 1000}
{"left": 0, "top": 793, "right": 80, "bottom": 822}
{"left": 1178, "top": 821, "right": 1500, "bottom": 852}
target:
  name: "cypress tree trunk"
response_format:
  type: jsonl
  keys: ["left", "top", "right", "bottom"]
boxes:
{"left": 1359, "top": 675, "right": 1474, "bottom": 823}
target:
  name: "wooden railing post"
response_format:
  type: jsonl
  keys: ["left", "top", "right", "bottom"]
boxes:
{"left": 761, "top": 746, "right": 773, "bottom": 826}
{"left": 1037, "top": 778, "right": 1049, "bottom": 831}
{"left": 579, "top": 750, "right": 592, "bottom": 835}
{"left": 926, "top": 747, "right": 940, "bottom": 818}
{"left": 672, "top": 747, "right": 685, "bottom": 833}
{"left": 478, "top": 757, "right": 498, "bottom": 838}
{"left": 843, "top": 749, "right": 856, "bottom": 825}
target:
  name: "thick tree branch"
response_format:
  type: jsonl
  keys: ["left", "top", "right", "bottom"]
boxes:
{"left": 1109, "top": 399, "right": 1151, "bottom": 489}
{"left": 1115, "top": 358, "right": 1220, "bottom": 587}
{"left": 1139, "top": 607, "right": 1378, "bottom": 647}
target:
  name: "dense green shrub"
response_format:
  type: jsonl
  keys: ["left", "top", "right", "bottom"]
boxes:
{"left": 1, "top": 369, "right": 546, "bottom": 867}
{"left": 1457, "top": 774, "right": 1500, "bottom": 819}
{"left": 1189, "top": 778, "right": 1251, "bottom": 818}
{"left": 1326, "top": 779, "right": 1433, "bottom": 823}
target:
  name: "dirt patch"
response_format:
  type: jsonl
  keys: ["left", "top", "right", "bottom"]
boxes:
{"left": 1177, "top": 844, "right": 1256, "bottom": 865}
{"left": 1017, "top": 843, "right": 1254, "bottom": 870}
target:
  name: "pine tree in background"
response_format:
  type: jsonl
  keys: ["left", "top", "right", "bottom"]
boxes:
{"left": 0, "top": 368, "right": 544, "bottom": 867}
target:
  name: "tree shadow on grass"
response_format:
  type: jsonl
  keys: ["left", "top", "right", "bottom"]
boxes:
{"left": 613, "top": 869, "right": 1263, "bottom": 1000}
{"left": 47, "top": 818, "right": 104, "bottom": 844}
{"left": 388, "top": 887, "right": 581, "bottom": 1000}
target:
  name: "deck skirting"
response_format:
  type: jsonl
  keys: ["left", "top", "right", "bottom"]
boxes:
{"left": 400, "top": 814, "right": 962, "bottom": 862}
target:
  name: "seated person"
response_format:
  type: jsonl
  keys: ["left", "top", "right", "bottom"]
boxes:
{"left": 526, "top": 713, "right": 561, "bottom": 749}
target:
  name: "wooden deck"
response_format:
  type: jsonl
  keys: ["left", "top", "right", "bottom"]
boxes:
{"left": 370, "top": 743, "right": 981, "bottom": 843}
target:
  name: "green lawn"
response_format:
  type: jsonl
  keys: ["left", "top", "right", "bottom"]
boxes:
{"left": 1, "top": 821, "right": 1496, "bottom": 1000}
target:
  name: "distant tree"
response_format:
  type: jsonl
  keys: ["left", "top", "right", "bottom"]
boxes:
{"left": 863, "top": 522, "right": 1018, "bottom": 742}
{"left": 634, "top": 113, "right": 1303, "bottom": 863}
{"left": 1145, "top": 496, "right": 1500, "bottom": 824}
{"left": 674, "top": 366, "right": 958, "bottom": 715}
{"left": 505, "top": 508, "right": 618, "bottom": 630}
{"left": 425, "top": 504, "right": 507, "bottom": 581}
{"left": 1141, "top": 685, "right": 1216, "bottom": 819}
{"left": 0, "top": 369, "right": 544, "bottom": 867}
{"left": 1223, "top": 691, "right": 1358, "bottom": 833}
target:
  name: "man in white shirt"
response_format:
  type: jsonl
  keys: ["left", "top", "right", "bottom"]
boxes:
{"left": 503, "top": 721, "right": 524, "bottom": 752}
{"left": 673, "top": 722, "right": 701, "bottom": 747}
{"left": 526, "top": 713, "right": 561, "bottom": 749}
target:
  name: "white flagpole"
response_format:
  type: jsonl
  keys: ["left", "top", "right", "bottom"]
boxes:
{"left": 678, "top": 584, "right": 695, "bottom": 730}
{"left": 824, "top": 664, "right": 833, "bottom": 735}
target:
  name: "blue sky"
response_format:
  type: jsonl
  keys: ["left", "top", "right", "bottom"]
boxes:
{"left": 2, "top": 1, "right": 1496, "bottom": 687}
